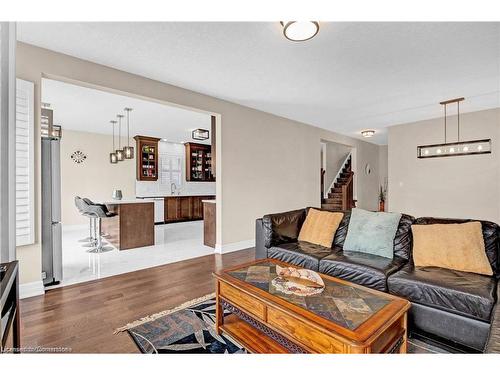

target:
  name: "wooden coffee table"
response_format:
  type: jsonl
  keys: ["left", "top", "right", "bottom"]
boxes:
{"left": 213, "top": 258, "right": 410, "bottom": 354}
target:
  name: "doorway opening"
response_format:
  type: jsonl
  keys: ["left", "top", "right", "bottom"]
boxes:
{"left": 39, "top": 77, "right": 220, "bottom": 288}
{"left": 320, "top": 140, "right": 356, "bottom": 211}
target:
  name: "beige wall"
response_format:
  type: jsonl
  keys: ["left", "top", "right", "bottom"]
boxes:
{"left": 16, "top": 42, "right": 382, "bottom": 284}
{"left": 61, "top": 130, "right": 135, "bottom": 226}
{"left": 388, "top": 108, "right": 500, "bottom": 221}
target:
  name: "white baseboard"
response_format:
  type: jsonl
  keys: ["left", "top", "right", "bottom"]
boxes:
{"left": 215, "top": 239, "right": 255, "bottom": 254}
{"left": 20, "top": 281, "right": 45, "bottom": 299}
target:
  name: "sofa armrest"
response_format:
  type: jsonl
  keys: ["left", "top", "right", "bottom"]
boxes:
{"left": 255, "top": 218, "right": 267, "bottom": 259}
{"left": 485, "top": 283, "right": 500, "bottom": 352}
{"left": 262, "top": 208, "right": 306, "bottom": 248}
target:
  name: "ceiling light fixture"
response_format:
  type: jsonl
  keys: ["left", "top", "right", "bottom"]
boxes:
{"left": 361, "top": 130, "right": 376, "bottom": 138}
{"left": 192, "top": 128, "right": 210, "bottom": 141}
{"left": 417, "top": 97, "right": 491, "bottom": 158}
{"left": 116, "top": 114, "right": 125, "bottom": 161}
{"left": 109, "top": 120, "right": 118, "bottom": 164}
{"left": 280, "top": 21, "right": 319, "bottom": 42}
{"left": 123, "top": 108, "right": 134, "bottom": 159}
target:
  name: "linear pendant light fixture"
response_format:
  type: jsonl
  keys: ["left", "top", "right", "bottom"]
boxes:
{"left": 417, "top": 97, "right": 491, "bottom": 159}
{"left": 109, "top": 120, "right": 118, "bottom": 164}
{"left": 123, "top": 107, "right": 134, "bottom": 159}
{"left": 116, "top": 114, "right": 125, "bottom": 161}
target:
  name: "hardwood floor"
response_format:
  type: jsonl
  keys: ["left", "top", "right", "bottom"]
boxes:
{"left": 20, "top": 248, "right": 255, "bottom": 353}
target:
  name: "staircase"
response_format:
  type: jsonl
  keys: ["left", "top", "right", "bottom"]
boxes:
{"left": 322, "top": 154, "right": 356, "bottom": 211}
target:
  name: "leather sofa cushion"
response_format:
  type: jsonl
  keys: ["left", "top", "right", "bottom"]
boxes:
{"left": 412, "top": 222, "right": 493, "bottom": 276}
{"left": 318, "top": 251, "right": 407, "bottom": 291}
{"left": 298, "top": 209, "right": 343, "bottom": 247}
{"left": 388, "top": 264, "right": 496, "bottom": 322}
{"left": 414, "top": 217, "right": 499, "bottom": 276}
{"left": 485, "top": 283, "right": 500, "bottom": 352}
{"left": 263, "top": 209, "right": 306, "bottom": 248}
{"left": 268, "top": 241, "right": 334, "bottom": 271}
{"left": 332, "top": 212, "right": 415, "bottom": 260}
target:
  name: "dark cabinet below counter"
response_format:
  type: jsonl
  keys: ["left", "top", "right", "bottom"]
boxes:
{"left": 164, "top": 195, "right": 215, "bottom": 223}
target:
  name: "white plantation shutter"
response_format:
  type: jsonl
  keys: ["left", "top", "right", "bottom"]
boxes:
{"left": 15, "top": 79, "right": 34, "bottom": 246}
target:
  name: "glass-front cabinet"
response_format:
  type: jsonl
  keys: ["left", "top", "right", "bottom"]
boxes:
{"left": 134, "top": 135, "right": 161, "bottom": 181}
{"left": 185, "top": 142, "right": 214, "bottom": 182}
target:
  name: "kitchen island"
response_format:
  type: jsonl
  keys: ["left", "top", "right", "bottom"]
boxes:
{"left": 202, "top": 200, "right": 216, "bottom": 248}
{"left": 102, "top": 199, "right": 155, "bottom": 250}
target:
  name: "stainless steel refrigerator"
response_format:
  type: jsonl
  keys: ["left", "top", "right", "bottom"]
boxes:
{"left": 41, "top": 137, "right": 63, "bottom": 286}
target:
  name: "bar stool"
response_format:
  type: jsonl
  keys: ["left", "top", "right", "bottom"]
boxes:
{"left": 74, "top": 196, "right": 97, "bottom": 247}
{"left": 82, "top": 199, "right": 116, "bottom": 253}
{"left": 82, "top": 198, "right": 111, "bottom": 239}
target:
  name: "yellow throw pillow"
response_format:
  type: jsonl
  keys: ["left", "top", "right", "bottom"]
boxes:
{"left": 298, "top": 208, "right": 344, "bottom": 248}
{"left": 412, "top": 222, "right": 493, "bottom": 276}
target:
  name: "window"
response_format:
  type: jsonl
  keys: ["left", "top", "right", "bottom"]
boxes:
{"left": 159, "top": 152, "right": 183, "bottom": 189}
{"left": 15, "top": 79, "right": 34, "bottom": 246}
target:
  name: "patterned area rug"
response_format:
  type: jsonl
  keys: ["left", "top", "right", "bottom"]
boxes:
{"left": 115, "top": 293, "right": 450, "bottom": 354}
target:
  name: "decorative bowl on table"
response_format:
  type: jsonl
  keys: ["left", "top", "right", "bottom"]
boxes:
{"left": 272, "top": 265, "right": 325, "bottom": 297}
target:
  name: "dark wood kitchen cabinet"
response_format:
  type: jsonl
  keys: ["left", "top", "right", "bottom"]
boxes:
{"left": 164, "top": 195, "right": 215, "bottom": 223}
{"left": 185, "top": 142, "right": 214, "bottom": 182}
{"left": 179, "top": 197, "right": 192, "bottom": 220}
{"left": 134, "top": 135, "right": 160, "bottom": 181}
{"left": 192, "top": 196, "right": 204, "bottom": 219}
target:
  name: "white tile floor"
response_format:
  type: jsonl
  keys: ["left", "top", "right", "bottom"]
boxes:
{"left": 56, "top": 221, "right": 215, "bottom": 288}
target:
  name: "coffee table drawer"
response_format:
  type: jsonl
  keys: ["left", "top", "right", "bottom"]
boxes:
{"left": 219, "top": 282, "right": 266, "bottom": 320}
{"left": 267, "top": 307, "right": 344, "bottom": 353}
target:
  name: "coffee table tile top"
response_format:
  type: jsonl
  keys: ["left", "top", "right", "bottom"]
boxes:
{"left": 228, "top": 262, "right": 391, "bottom": 330}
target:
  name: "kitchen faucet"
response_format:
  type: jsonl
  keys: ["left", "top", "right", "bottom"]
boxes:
{"left": 170, "top": 182, "right": 177, "bottom": 195}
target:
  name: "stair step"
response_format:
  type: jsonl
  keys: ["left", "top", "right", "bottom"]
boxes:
{"left": 324, "top": 198, "right": 342, "bottom": 204}
{"left": 321, "top": 203, "right": 343, "bottom": 211}
{"left": 328, "top": 193, "right": 342, "bottom": 200}
{"left": 328, "top": 192, "right": 342, "bottom": 199}
{"left": 331, "top": 187, "right": 342, "bottom": 193}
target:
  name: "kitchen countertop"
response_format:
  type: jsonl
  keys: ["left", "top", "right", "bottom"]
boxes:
{"left": 202, "top": 200, "right": 216, "bottom": 204}
{"left": 104, "top": 198, "right": 155, "bottom": 205}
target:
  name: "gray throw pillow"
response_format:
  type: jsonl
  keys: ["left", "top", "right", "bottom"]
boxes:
{"left": 343, "top": 208, "right": 402, "bottom": 259}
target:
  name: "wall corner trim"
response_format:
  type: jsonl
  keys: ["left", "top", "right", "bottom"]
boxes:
{"left": 20, "top": 280, "right": 45, "bottom": 299}
{"left": 214, "top": 239, "right": 255, "bottom": 254}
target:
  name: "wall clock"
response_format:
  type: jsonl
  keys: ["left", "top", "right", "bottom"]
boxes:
{"left": 71, "top": 150, "right": 87, "bottom": 164}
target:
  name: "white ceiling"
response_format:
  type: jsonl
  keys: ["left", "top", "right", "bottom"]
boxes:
{"left": 42, "top": 78, "right": 212, "bottom": 144}
{"left": 20, "top": 22, "right": 500, "bottom": 145}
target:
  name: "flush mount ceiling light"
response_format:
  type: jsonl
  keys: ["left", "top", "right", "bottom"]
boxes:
{"left": 417, "top": 97, "right": 491, "bottom": 159}
{"left": 280, "top": 21, "right": 319, "bottom": 42}
{"left": 361, "top": 130, "right": 376, "bottom": 138}
{"left": 192, "top": 128, "right": 210, "bottom": 141}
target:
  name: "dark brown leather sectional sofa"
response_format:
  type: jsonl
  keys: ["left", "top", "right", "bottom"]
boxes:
{"left": 255, "top": 207, "right": 500, "bottom": 353}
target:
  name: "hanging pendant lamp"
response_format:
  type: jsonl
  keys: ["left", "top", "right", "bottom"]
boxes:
{"left": 123, "top": 107, "right": 134, "bottom": 159}
{"left": 417, "top": 97, "right": 491, "bottom": 158}
{"left": 109, "top": 120, "right": 118, "bottom": 164}
{"left": 116, "top": 114, "right": 125, "bottom": 161}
